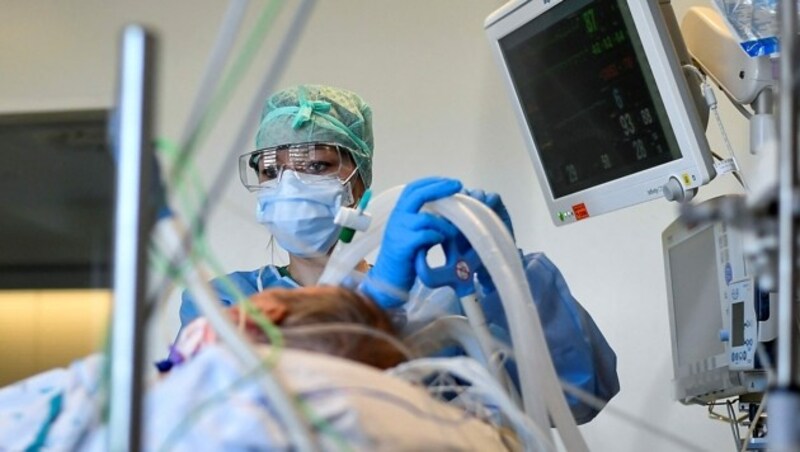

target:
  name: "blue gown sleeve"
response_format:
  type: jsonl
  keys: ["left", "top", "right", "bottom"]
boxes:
{"left": 178, "top": 270, "right": 262, "bottom": 328}
{"left": 479, "top": 252, "right": 620, "bottom": 424}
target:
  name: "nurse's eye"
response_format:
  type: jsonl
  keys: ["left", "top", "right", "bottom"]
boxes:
{"left": 305, "top": 160, "right": 334, "bottom": 175}
{"left": 260, "top": 165, "right": 281, "bottom": 180}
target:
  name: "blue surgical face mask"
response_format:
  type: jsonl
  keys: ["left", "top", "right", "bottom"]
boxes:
{"left": 256, "top": 171, "right": 353, "bottom": 258}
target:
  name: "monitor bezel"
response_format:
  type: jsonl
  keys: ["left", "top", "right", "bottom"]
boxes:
{"left": 485, "top": 0, "right": 715, "bottom": 225}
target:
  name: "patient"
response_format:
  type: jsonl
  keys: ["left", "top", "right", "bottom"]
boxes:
{"left": 165, "top": 286, "right": 408, "bottom": 371}
{"left": 0, "top": 287, "right": 521, "bottom": 450}
{"left": 231, "top": 286, "right": 407, "bottom": 370}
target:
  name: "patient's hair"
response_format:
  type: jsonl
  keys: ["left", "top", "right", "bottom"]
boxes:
{"left": 251, "top": 287, "right": 407, "bottom": 370}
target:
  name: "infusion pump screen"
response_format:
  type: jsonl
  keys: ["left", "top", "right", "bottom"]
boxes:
{"left": 500, "top": 0, "right": 682, "bottom": 199}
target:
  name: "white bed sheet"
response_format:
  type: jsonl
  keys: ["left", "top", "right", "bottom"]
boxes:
{"left": 0, "top": 345, "right": 514, "bottom": 451}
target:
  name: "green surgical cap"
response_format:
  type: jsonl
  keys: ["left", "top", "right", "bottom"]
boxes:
{"left": 255, "top": 84, "right": 374, "bottom": 188}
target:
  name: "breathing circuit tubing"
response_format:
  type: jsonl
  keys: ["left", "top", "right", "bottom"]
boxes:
{"left": 318, "top": 186, "right": 588, "bottom": 452}
{"left": 151, "top": 184, "right": 587, "bottom": 451}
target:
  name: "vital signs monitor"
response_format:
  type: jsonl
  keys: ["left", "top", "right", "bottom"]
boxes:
{"left": 485, "top": 0, "right": 715, "bottom": 225}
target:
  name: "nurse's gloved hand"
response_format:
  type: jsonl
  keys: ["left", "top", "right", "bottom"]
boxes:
{"left": 463, "top": 188, "right": 517, "bottom": 294}
{"left": 463, "top": 188, "right": 515, "bottom": 239}
{"left": 363, "top": 177, "right": 463, "bottom": 309}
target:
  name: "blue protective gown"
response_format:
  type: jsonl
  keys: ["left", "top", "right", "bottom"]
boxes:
{"left": 179, "top": 252, "right": 619, "bottom": 424}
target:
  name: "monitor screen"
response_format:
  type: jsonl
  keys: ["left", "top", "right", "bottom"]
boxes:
{"left": 499, "top": 0, "right": 682, "bottom": 199}
{"left": 731, "top": 301, "right": 745, "bottom": 347}
{"left": 667, "top": 225, "right": 723, "bottom": 369}
{"left": 0, "top": 110, "right": 113, "bottom": 289}
{"left": 485, "top": 0, "right": 714, "bottom": 225}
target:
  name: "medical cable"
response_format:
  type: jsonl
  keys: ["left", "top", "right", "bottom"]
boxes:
{"left": 149, "top": 140, "right": 287, "bottom": 355}
{"left": 405, "top": 316, "right": 490, "bottom": 367}
{"left": 727, "top": 399, "right": 743, "bottom": 449}
{"left": 151, "top": 209, "right": 346, "bottom": 449}
{"left": 157, "top": 362, "right": 264, "bottom": 451}
{"left": 154, "top": 138, "right": 295, "bottom": 356}
{"left": 150, "top": 189, "right": 285, "bottom": 353}
{"left": 487, "top": 348, "right": 522, "bottom": 409}
{"left": 402, "top": 314, "right": 521, "bottom": 408}
{"left": 168, "top": 0, "right": 285, "bottom": 189}
{"left": 174, "top": 0, "right": 252, "bottom": 166}
{"left": 156, "top": 325, "right": 383, "bottom": 450}
{"left": 710, "top": 100, "right": 750, "bottom": 192}
{"left": 157, "top": 346, "right": 357, "bottom": 451}
{"left": 295, "top": 398, "right": 354, "bottom": 452}
{"left": 155, "top": 218, "right": 318, "bottom": 452}
{"left": 400, "top": 316, "right": 527, "bottom": 429}
{"left": 708, "top": 148, "right": 748, "bottom": 190}
{"left": 150, "top": 1, "right": 288, "bottom": 315}
{"left": 558, "top": 380, "right": 706, "bottom": 452}
{"left": 279, "top": 323, "right": 417, "bottom": 363}
{"left": 706, "top": 400, "right": 748, "bottom": 425}
{"left": 146, "top": 139, "right": 205, "bottom": 311}
{"left": 704, "top": 399, "right": 746, "bottom": 450}
{"left": 149, "top": 250, "right": 351, "bottom": 451}
{"left": 738, "top": 393, "right": 767, "bottom": 452}
{"left": 156, "top": 0, "right": 319, "bottom": 345}
{"left": 151, "top": 0, "right": 290, "bottom": 324}
{"left": 389, "top": 357, "right": 555, "bottom": 452}
{"left": 732, "top": 345, "right": 773, "bottom": 452}
{"left": 188, "top": 0, "right": 318, "bottom": 240}
{"left": 684, "top": 64, "right": 750, "bottom": 192}
{"left": 147, "top": 244, "right": 194, "bottom": 347}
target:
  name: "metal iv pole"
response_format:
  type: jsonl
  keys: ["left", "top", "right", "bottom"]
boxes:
{"left": 107, "top": 25, "right": 156, "bottom": 452}
{"left": 768, "top": 0, "right": 800, "bottom": 450}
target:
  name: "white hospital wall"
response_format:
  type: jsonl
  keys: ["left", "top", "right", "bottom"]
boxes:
{"left": 0, "top": 1, "right": 754, "bottom": 450}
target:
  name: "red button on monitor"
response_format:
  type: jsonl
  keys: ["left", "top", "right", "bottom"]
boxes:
{"left": 572, "top": 203, "right": 590, "bottom": 220}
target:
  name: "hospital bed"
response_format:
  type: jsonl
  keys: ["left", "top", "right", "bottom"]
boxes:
{"left": 0, "top": 343, "right": 529, "bottom": 450}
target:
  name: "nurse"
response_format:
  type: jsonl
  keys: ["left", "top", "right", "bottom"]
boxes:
{"left": 179, "top": 84, "right": 619, "bottom": 423}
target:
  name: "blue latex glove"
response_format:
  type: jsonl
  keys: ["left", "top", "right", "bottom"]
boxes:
{"left": 362, "top": 177, "right": 463, "bottom": 308}
{"left": 463, "top": 188, "right": 515, "bottom": 239}
{"left": 462, "top": 188, "right": 516, "bottom": 293}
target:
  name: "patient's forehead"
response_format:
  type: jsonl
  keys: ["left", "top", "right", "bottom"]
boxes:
{"left": 262, "top": 286, "right": 343, "bottom": 302}
{"left": 299, "top": 286, "right": 342, "bottom": 297}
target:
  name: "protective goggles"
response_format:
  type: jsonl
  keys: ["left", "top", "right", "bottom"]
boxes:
{"left": 239, "top": 142, "right": 359, "bottom": 191}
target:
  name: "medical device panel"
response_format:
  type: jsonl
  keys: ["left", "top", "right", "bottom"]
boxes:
{"left": 662, "top": 205, "right": 775, "bottom": 403}
{"left": 485, "top": 0, "right": 715, "bottom": 225}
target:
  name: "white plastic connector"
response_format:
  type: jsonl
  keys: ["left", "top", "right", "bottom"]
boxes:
{"left": 713, "top": 157, "right": 739, "bottom": 176}
{"left": 703, "top": 82, "right": 718, "bottom": 109}
{"left": 334, "top": 206, "right": 372, "bottom": 231}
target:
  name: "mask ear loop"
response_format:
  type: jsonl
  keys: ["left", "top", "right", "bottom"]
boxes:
{"left": 339, "top": 179, "right": 356, "bottom": 208}
{"left": 265, "top": 235, "right": 288, "bottom": 269}
{"left": 337, "top": 146, "right": 361, "bottom": 208}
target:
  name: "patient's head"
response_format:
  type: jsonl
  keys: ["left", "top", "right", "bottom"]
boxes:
{"left": 229, "top": 286, "right": 406, "bottom": 370}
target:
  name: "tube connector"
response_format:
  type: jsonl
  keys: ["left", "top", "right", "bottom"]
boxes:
{"left": 335, "top": 188, "right": 372, "bottom": 243}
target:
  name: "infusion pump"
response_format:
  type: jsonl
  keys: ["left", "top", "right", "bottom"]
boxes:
{"left": 662, "top": 201, "right": 777, "bottom": 403}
